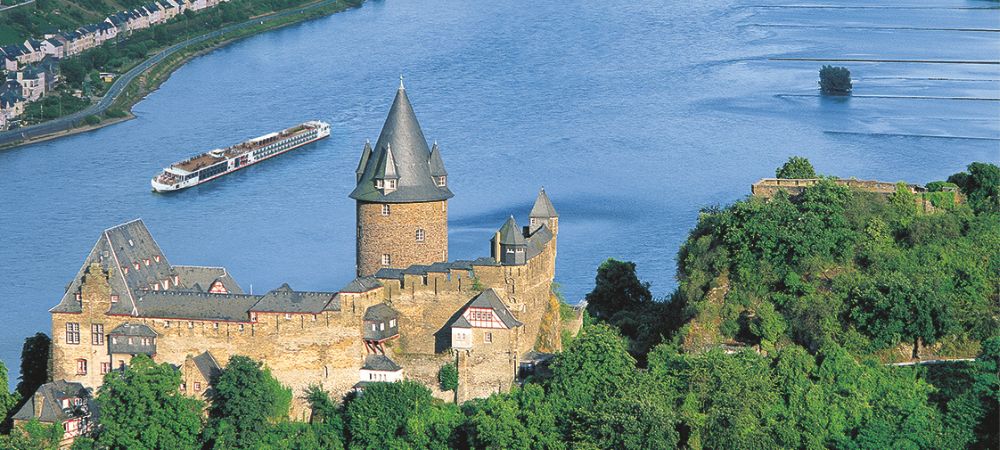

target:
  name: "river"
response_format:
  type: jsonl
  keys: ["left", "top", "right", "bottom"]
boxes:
{"left": 1, "top": 0, "right": 997, "bottom": 384}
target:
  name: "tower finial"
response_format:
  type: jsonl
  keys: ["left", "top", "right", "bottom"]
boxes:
{"left": 399, "top": 74, "right": 405, "bottom": 90}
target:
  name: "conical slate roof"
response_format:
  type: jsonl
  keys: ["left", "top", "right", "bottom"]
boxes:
{"left": 497, "top": 216, "right": 526, "bottom": 246}
{"left": 355, "top": 140, "right": 372, "bottom": 180}
{"left": 350, "top": 85, "right": 454, "bottom": 203}
{"left": 530, "top": 188, "right": 558, "bottom": 218}
{"left": 428, "top": 143, "right": 447, "bottom": 177}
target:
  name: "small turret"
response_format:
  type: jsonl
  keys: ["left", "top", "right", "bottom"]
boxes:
{"left": 356, "top": 140, "right": 372, "bottom": 182}
{"left": 529, "top": 188, "right": 558, "bottom": 235}
{"left": 428, "top": 142, "right": 447, "bottom": 188}
{"left": 492, "top": 216, "right": 527, "bottom": 265}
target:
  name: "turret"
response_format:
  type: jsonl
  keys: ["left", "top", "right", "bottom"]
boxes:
{"left": 529, "top": 188, "right": 558, "bottom": 235}
{"left": 492, "top": 216, "right": 527, "bottom": 265}
{"left": 350, "top": 79, "right": 454, "bottom": 276}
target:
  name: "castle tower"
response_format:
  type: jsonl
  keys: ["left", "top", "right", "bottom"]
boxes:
{"left": 529, "top": 188, "right": 558, "bottom": 235}
{"left": 351, "top": 81, "right": 454, "bottom": 276}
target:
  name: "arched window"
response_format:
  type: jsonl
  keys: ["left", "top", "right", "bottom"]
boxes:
{"left": 415, "top": 228, "right": 425, "bottom": 242}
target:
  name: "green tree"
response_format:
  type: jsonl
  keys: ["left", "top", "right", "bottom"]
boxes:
{"left": 207, "top": 355, "right": 292, "bottom": 449}
{"left": 0, "top": 418, "right": 62, "bottom": 450}
{"left": 16, "top": 333, "right": 50, "bottom": 401}
{"left": 0, "top": 360, "right": 19, "bottom": 422}
{"left": 948, "top": 162, "right": 1000, "bottom": 213}
{"left": 438, "top": 363, "right": 458, "bottom": 392}
{"left": 345, "top": 381, "right": 461, "bottom": 449}
{"left": 94, "top": 354, "right": 203, "bottom": 449}
{"left": 570, "top": 373, "right": 678, "bottom": 449}
{"left": 819, "top": 65, "right": 852, "bottom": 94}
{"left": 464, "top": 384, "right": 563, "bottom": 450}
{"left": 775, "top": 156, "right": 817, "bottom": 179}
{"left": 304, "top": 385, "right": 344, "bottom": 449}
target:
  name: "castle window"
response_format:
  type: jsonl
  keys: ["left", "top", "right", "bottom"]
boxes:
{"left": 312, "top": 315, "right": 317, "bottom": 321}
{"left": 66, "top": 323, "right": 80, "bottom": 344}
{"left": 164, "top": 321, "right": 171, "bottom": 328}
{"left": 381, "top": 204, "right": 390, "bottom": 216}
{"left": 141, "top": 338, "right": 151, "bottom": 346}
{"left": 375, "top": 179, "right": 384, "bottom": 189}
{"left": 381, "top": 254, "right": 391, "bottom": 267}
{"left": 134, "top": 262, "right": 140, "bottom": 270}
{"left": 380, "top": 323, "right": 385, "bottom": 331}
{"left": 100, "top": 362, "right": 111, "bottom": 375}
{"left": 154, "top": 255, "right": 161, "bottom": 263}
{"left": 415, "top": 229, "right": 425, "bottom": 242}
{"left": 91, "top": 324, "right": 104, "bottom": 345}
{"left": 180, "top": 383, "right": 186, "bottom": 392}
{"left": 188, "top": 321, "right": 194, "bottom": 329}
{"left": 285, "top": 313, "right": 292, "bottom": 320}
{"left": 389, "top": 319, "right": 396, "bottom": 328}
{"left": 436, "top": 176, "right": 446, "bottom": 187}
{"left": 194, "top": 382, "right": 201, "bottom": 392}
{"left": 110, "top": 294, "right": 119, "bottom": 303}
{"left": 123, "top": 266, "right": 129, "bottom": 274}
{"left": 75, "top": 292, "right": 82, "bottom": 301}
{"left": 163, "top": 279, "right": 170, "bottom": 289}
{"left": 128, "top": 239, "right": 134, "bottom": 247}
{"left": 388, "top": 179, "right": 397, "bottom": 189}
{"left": 173, "top": 275, "right": 180, "bottom": 285}
{"left": 144, "top": 259, "right": 150, "bottom": 266}
{"left": 484, "top": 332, "right": 493, "bottom": 344}
{"left": 213, "top": 322, "right": 219, "bottom": 329}
{"left": 111, "top": 337, "right": 117, "bottom": 345}
{"left": 76, "top": 359, "right": 87, "bottom": 375}
{"left": 238, "top": 324, "right": 245, "bottom": 332}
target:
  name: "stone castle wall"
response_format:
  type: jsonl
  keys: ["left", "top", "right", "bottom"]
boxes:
{"left": 51, "top": 231, "right": 559, "bottom": 415}
{"left": 356, "top": 200, "right": 448, "bottom": 276}
{"left": 751, "top": 177, "right": 926, "bottom": 199}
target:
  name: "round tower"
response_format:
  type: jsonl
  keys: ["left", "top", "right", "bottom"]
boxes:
{"left": 351, "top": 81, "right": 454, "bottom": 276}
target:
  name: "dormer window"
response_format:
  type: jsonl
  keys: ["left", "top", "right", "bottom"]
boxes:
{"left": 154, "top": 255, "right": 161, "bottom": 263}
{"left": 173, "top": 275, "right": 180, "bottom": 285}
{"left": 436, "top": 176, "right": 446, "bottom": 187}
{"left": 375, "top": 179, "right": 384, "bottom": 189}
{"left": 387, "top": 179, "right": 397, "bottom": 189}
{"left": 110, "top": 294, "right": 119, "bottom": 303}
{"left": 143, "top": 259, "right": 150, "bottom": 266}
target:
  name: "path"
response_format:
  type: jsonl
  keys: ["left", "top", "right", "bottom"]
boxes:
{"left": 0, "top": 0, "right": 346, "bottom": 148}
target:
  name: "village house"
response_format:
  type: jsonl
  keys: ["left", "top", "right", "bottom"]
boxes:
{"left": 7, "top": 67, "right": 46, "bottom": 101}
{"left": 40, "top": 37, "right": 66, "bottom": 58}
{"left": 0, "top": 80, "right": 24, "bottom": 121}
{"left": 11, "top": 380, "right": 97, "bottom": 449}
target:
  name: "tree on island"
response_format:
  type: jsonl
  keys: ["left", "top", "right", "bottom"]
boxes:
{"left": 819, "top": 65, "right": 852, "bottom": 95}
{"left": 775, "top": 156, "right": 817, "bottom": 179}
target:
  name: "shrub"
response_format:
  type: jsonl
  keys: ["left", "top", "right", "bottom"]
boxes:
{"left": 819, "top": 65, "right": 852, "bottom": 95}
{"left": 438, "top": 362, "right": 458, "bottom": 391}
{"left": 83, "top": 115, "right": 101, "bottom": 125}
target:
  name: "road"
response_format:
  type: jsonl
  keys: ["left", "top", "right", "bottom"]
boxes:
{"left": 0, "top": 0, "right": 347, "bottom": 148}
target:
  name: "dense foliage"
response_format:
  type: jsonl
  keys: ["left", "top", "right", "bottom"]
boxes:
{"left": 819, "top": 65, "right": 852, "bottom": 94}
{"left": 775, "top": 156, "right": 817, "bottom": 179}
{"left": 204, "top": 355, "right": 292, "bottom": 448}
{"left": 90, "top": 354, "right": 203, "bottom": 449}
{"left": 438, "top": 363, "right": 459, "bottom": 392}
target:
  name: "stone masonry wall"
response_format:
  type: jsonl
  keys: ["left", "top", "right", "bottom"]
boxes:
{"left": 356, "top": 200, "right": 448, "bottom": 276}
{"left": 50, "top": 223, "right": 558, "bottom": 416}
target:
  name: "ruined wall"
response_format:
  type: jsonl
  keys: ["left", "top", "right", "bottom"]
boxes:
{"left": 751, "top": 178, "right": 926, "bottom": 199}
{"left": 356, "top": 200, "right": 448, "bottom": 276}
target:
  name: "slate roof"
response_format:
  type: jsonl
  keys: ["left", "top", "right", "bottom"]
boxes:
{"left": 497, "top": 216, "right": 527, "bottom": 246}
{"left": 134, "top": 291, "right": 261, "bottom": 321}
{"left": 362, "top": 355, "right": 401, "bottom": 372}
{"left": 172, "top": 265, "right": 244, "bottom": 294}
{"left": 468, "top": 289, "right": 523, "bottom": 328}
{"left": 12, "top": 380, "right": 95, "bottom": 424}
{"left": 355, "top": 141, "right": 372, "bottom": 179}
{"left": 530, "top": 188, "right": 558, "bottom": 218}
{"left": 192, "top": 351, "right": 222, "bottom": 382}
{"left": 250, "top": 283, "right": 338, "bottom": 313}
{"left": 109, "top": 322, "right": 157, "bottom": 337}
{"left": 451, "top": 315, "right": 472, "bottom": 328}
{"left": 525, "top": 224, "right": 553, "bottom": 260}
{"left": 340, "top": 276, "right": 382, "bottom": 293}
{"left": 428, "top": 142, "right": 447, "bottom": 177}
{"left": 363, "top": 303, "right": 397, "bottom": 321}
{"left": 350, "top": 85, "right": 454, "bottom": 203}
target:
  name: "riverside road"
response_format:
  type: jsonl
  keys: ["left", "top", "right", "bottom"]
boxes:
{"left": 0, "top": 0, "right": 346, "bottom": 148}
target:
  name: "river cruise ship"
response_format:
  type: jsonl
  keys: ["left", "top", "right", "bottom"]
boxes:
{"left": 151, "top": 120, "right": 331, "bottom": 192}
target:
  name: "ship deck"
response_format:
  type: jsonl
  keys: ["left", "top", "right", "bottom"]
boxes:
{"left": 170, "top": 124, "right": 317, "bottom": 172}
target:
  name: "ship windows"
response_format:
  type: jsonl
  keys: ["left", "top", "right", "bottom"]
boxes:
{"left": 381, "top": 254, "right": 391, "bottom": 267}
{"left": 381, "top": 204, "right": 390, "bottom": 216}
{"left": 415, "top": 229, "right": 425, "bottom": 242}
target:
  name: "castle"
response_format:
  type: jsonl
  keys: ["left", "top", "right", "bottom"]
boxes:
{"left": 45, "top": 83, "right": 563, "bottom": 417}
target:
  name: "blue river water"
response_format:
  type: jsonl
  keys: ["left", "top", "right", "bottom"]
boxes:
{"left": 0, "top": 0, "right": 997, "bottom": 384}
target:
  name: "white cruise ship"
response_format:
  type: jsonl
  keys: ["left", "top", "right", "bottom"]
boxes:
{"left": 151, "top": 120, "right": 331, "bottom": 192}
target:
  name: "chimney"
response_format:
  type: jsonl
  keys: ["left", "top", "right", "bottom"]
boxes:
{"left": 493, "top": 231, "right": 501, "bottom": 263}
{"left": 33, "top": 390, "right": 44, "bottom": 418}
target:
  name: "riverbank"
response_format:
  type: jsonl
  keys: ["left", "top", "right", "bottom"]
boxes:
{"left": 0, "top": 0, "right": 360, "bottom": 150}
